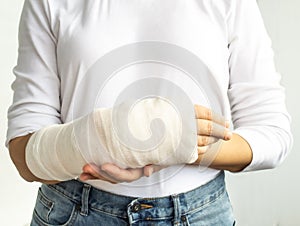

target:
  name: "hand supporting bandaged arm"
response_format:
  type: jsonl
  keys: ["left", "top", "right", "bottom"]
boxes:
{"left": 25, "top": 97, "right": 199, "bottom": 181}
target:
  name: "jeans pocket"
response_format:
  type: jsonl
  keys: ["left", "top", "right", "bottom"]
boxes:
{"left": 185, "top": 190, "right": 235, "bottom": 226}
{"left": 32, "top": 186, "right": 78, "bottom": 226}
{"left": 33, "top": 188, "right": 54, "bottom": 223}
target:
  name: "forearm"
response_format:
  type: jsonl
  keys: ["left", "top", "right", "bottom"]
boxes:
{"left": 9, "top": 98, "right": 199, "bottom": 182}
{"left": 194, "top": 133, "right": 253, "bottom": 172}
{"left": 9, "top": 134, "right": 59, "bottom": 184}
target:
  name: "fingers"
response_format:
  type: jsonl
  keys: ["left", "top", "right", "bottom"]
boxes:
{"left": 80, "top": 163, "right": 166, "bottom": 184}
{"left": 196, "top": 119, "right": 232, "bottom": 140}
{"left": 79, "top": 172, "right": 102, "bottom": 181}
{"left": 197, "top": 135, "right": 218, "bottom": 146}
{"left": 80, "top": 163, "right": 144, "bottom": 183}
{"left": 194, "top": 104, "right": 232, "bottom": 140}
{"left": 100, "top": 163, "right": 144, "bottom": 183}
{"left": 198, "top": 146, "right": 209, "bottom": 155}
{"left": 143, "top": 164, "right": 167, "bottom": 177}
{"left": 194, "top": 104, "right": 228, "bottom": 127}
{"left": 80, "top": 164, "right": 119, "bottom": 183}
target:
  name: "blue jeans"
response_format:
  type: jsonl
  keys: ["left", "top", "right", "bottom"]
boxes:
{"left": 30, "top": 171, "right": 235, "bottom": 225}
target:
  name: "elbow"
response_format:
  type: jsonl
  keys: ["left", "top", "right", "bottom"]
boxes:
{"left": 264, "top": 160, "right": 284, "bottom": 170}
{"left": 8, "top": 134, "right": 37, "bottom": 183}
{"left": 234, "top": 125, "right": 293, "bottom": 172}
{"left": 18, "top": 171, "right": 36, "bottom": 183}
{"left": 259, "top": 134, "right": 292, "bottom": 171}
{"left": 9, "top": 153, "right": 36, "bottom": 183}
{"left": 272, "top": 128, "right": 293, "bottom": 169}
{"left": 267, "top": 143, "right": 291, "bottom": 170}
{"left": 268, "top": 145, "right": 292, "bottom": 170}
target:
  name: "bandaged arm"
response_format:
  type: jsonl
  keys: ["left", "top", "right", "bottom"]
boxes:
{"left": 7, "top": 1, "right": 197, "bottom": 182}
{"left": 24, "top": 98, "right": 198, "bottom": 181}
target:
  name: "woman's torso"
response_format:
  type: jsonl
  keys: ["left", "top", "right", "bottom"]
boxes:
{"left": 48, "top": 0, "right": 232, "bottom": 197}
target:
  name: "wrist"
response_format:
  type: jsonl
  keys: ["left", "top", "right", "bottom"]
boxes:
{"left": 192, "top": 134, "right": 253, "bottom": 172}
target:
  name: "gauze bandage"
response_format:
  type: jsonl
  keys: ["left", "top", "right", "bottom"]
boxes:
{"left": 96, "top": 97, "right": 198, "bottom": 167}
{"left": 25, "top": 97, "right": 198, "bottom": 181}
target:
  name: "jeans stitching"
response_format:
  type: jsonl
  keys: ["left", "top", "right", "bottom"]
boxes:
{"left": 32, "top": 204, "right": 78, "bottom": 226}
{"left": 47, "top": 185, "right": 78, "bottom": 204}
{"left": 183, "top": 186, "right": 226, "bottom": 216}
{"left": 90, "top": 206, "right": 128, "bottom": 219}
{"left": 37, "top": 188, "right": 54, "bottom": 222}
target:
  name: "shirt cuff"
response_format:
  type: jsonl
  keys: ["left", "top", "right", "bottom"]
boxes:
{"left": 6, "top": 113, "right": 61, "bottom": 148}
{"left": 233, "top": 127, "right": 273, "bottom": 172}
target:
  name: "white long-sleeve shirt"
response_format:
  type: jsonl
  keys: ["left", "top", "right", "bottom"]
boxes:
{"left": 6, "top": 0, "right": 292, "bottom": 197}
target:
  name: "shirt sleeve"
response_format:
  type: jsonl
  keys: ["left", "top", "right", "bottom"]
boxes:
{"left": 6, "top": 0, "right": 61, "bottom": 147}
{"left": 227, "top": 0, "right": 293, "bottom": 171}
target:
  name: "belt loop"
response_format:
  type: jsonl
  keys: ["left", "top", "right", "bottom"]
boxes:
{"left": 80, "top": 184, "right": 91, "bottom": 216}
{"left": 127, "top": 198, "right": 138, "bottom": 225}
{"left": 171, "top": 194, "right": 181, "bottom": 225}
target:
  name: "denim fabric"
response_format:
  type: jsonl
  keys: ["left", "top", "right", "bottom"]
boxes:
{"left": 30, "top": 171, "right": 235, "bottom": 226}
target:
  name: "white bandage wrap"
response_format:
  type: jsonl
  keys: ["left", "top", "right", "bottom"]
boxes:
{"left": 25, "top": 97, "right": 198, "bottom": 181}
{"left": 96, "top": 98, "right": 198, "bottom": 167}
{"left": 25, "top": 119, "right": 88, "bottom": 181}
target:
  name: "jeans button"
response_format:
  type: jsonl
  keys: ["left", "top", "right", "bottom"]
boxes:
{"left": 132, "top": 203, "right": 141, "bottom": 212}
{"left": 181, "top": 215, "right": 187, "bottom": 222}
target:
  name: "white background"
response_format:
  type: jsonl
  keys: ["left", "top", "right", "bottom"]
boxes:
{"left": 0, "top": 0, "right": 299, "bottom": 225}
{"left": 226, "top": 0, "right": 300, "bottom": 225}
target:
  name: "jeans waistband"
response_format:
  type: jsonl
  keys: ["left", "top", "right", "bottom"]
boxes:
{"left": 44, "top": 171, "right": 225, "bottom": 221}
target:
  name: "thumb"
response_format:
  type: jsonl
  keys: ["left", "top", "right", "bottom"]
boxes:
{"left": 143, "top": 164, "right": 167, "bottom": 177}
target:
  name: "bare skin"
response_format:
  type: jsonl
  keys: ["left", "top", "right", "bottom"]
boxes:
{"left": 8, "top": 104, "right": 252, "bottom": 184}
